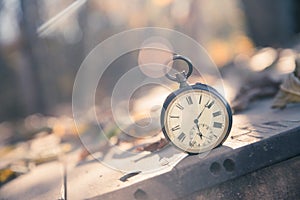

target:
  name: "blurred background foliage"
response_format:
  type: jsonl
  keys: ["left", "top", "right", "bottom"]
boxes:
{"left": 0, "top": 0, "right": 299, "bottom": 122}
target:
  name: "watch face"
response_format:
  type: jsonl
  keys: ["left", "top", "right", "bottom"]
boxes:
{"left": 161, "top": 84, "right": 232, "bottom": 154}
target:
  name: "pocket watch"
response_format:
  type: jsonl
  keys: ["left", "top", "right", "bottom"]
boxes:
{"left": 161, "top": 55, "right": 232, "bottom": 154}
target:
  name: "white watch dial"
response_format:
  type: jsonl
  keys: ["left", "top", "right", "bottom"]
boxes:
{"left": 164, "top": 89, "right": 230, "bottom": 153}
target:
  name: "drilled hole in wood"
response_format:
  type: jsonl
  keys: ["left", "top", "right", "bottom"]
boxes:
{"left": 223, "top": 158, "right": 235, "bottom": 172}
{"left": 134, "top": 188, "right": 148, "bottom": 200}
{"left": 210, "top": 162, "right": 221, "bottom": 176}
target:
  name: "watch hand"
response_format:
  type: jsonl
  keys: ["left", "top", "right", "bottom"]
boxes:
{"left": 196, "top": 123, "right": 203, "bottom": 140}
{"left": 196, "top": 107, "right": 206, "bottom": 120}
{"left": 199, "top": 134, "right": 209, "bottom": 139}
{"left": 194, "top": 121, "right": 203, "bottom": 140}
{"left": 196, "top": 100, "right": 214, "bottom": 120}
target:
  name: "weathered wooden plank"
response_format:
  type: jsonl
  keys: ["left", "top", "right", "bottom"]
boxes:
{"left": 66, "top": 158, "right": 123, "bottom": 200}
{"left": 0, "top": 161, "right": 64, "bottom": 200}
{"left": 66, "top": 146, "right": 187, "bottom": 199}
{"left": 187, "top": 156, "right": 300, "bottom": 200}
{"left": 94, "top": 126, "right": 300, "bottom": 200}
{"left": 3, "top": 99, "right": 298, "bottom": 199}
{"left": 83, "top": 99, "right": 300, "bottom": 199}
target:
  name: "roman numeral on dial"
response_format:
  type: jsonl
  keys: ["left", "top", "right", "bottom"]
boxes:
{"left": 170, "top": 115, "right": 179, "bottom": 119}
{"left": 205, "top": 100, "right": 215, "bottom": 109}
{"left": 186, "top": 96, "right": 193, "bottom": 105}
{"left": 177, "top": 132, "right": 186, "bottom": 142}
{"left": 199, "top": 94, "right": 202, "bottom": 104}
{"left": 171, "top": 125, "right": 180, "bottom": 131}
{"left": 189, "top": 141, "right": 196, "bottom": 147}
{"left": 213, "top": 122, "right": 223, "bottom": 128}
{"left": 213, "top": 111, "right": 221, "bottom": 117}
{"left": 176, "top": 103, "right": 184, "bottom": 110}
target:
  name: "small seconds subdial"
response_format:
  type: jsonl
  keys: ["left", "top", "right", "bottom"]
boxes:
{"left": 189, "top": 123, "right": 218, "bottom": 148}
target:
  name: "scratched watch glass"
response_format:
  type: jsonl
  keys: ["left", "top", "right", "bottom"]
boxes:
{"left": 162, "top": 87, "right": 231, "bottom": 154}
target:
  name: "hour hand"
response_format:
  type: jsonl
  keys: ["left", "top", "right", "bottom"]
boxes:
{"left": 194, "top": 120, "right": 203, "bottom": 140}
{"left": 197, "top": 131, "right": 203, "bottom": 140}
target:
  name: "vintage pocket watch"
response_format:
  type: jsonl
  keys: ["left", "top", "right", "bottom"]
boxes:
{"left": 161, "top": 55, "right": 232, "bottom": 154}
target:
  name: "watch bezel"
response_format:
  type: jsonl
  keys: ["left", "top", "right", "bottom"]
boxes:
{"left": 160, "top": 83, "right": 233, "bottom": 154}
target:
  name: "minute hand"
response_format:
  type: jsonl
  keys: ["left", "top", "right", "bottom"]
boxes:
{"left": 196, "top": 100, "right": 214, "bottom": 120}
{"left": 196, "top": 107, "right": 206, "bottom": 120}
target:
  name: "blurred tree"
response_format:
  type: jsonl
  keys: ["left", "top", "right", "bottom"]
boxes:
{"left": 19, "top": 0, "right": 45, "bottom": 113}
{"left": 242, "top": 0, "right": 298, "bottom": 47}
{"left": 0, "top": 0, "right": 41, "bottom": 120}
{"left": 294, "top": 0, "right": 300, "bottom": 34}
{"left": 0, "top": 0, "right": 278, "bottom": 121}
{"left": 0, "top": 54, "right": 24, "bottom": 121}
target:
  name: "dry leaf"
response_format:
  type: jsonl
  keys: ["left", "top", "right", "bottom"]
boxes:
{"left": 272, "top": 72, "right": 300, "bottom": 109}
{"left": 232, "top": 73, "right": 280, "bottom": 112}
{"left": 136, "top": 138, "right": 169, "bottom": 152}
